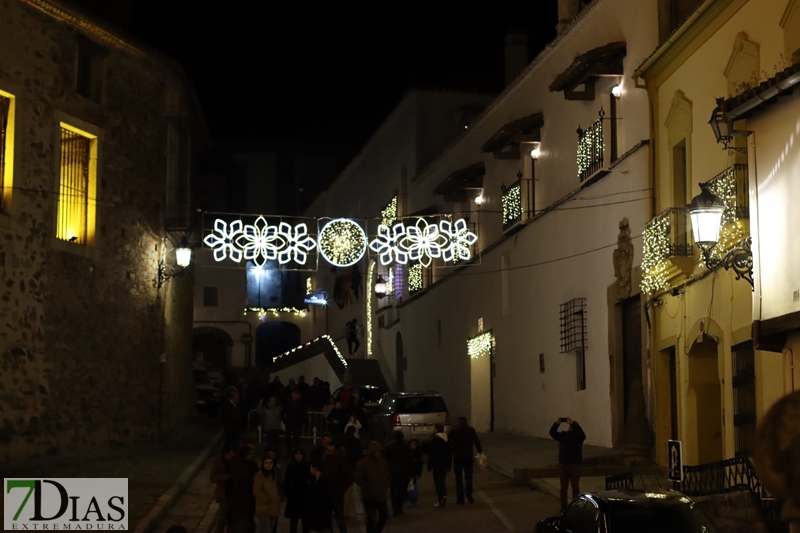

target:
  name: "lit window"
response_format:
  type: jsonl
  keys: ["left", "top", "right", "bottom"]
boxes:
{"left": 0, "top": 90, "right": 14, "bottom": 213}
{"left": 57, "top": 124, "right": 98, "bottom": 245}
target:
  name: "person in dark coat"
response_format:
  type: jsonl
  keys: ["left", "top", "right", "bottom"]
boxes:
{"left": 310, "top": 433, "right": 333, "bottom": 466}
{"left": 307, "top": 462, "right": 333, "bottom": 533}
{"left": 407, "top": 438, "right": 423, "bottom": 504}
{"left": 284, "top": 390, "right": 307, "bottom": 454}
{"left": 550, "top": 417, "right": 587, "bottom": 511}
{"left": 428, "top": 423, "right": 452, "bottom": 508}
{"left": 342, "top": 426, "right": 363, "bottom": 472}
{"left": 284, "top": 448, "right": 311, "bottom": 533}
{"left": 324, "top": 441, "right": 353, "bottom": 533}
{"left": 209, "top": 443, "right": 238, "bottom": 533}
{"left": 228, "top": 445, "right": 258, "bottom": 533}
{"left": 383, "top": 430, "right": 412, "bottom": 517}
{"left": 327, "top": 401, "right": 348, "bottom": 436}
{"left": 221, "top": 388, "right": 244, "bottom": 446}
{"left": 448, "top": 416, "right": 483, "bottom": 504}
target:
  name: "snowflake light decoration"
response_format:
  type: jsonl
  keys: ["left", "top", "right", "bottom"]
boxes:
{"left": 369, "top": 223, "right": 408, "bottom": 265}
{"left": 203, "top": 219, "right": 244, "bottom": 262}
{"left": 402, "top": 218, "right": 446, "bottom": 267}
{"left": 240, "top": 216, "right": 280, "bottom": 266}
{"left": 277, "top": 222, "right": 316, "bottom": 265}
{"left": 440, "top": 219, "right": 478, "bottom": 262}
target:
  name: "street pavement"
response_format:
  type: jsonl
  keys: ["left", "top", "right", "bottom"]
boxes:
{"left": 0, "top": 413, "right": 221, "bottom": 528}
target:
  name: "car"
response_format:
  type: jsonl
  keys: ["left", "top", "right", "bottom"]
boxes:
{"left": 535, "top": 489, "right": 719, "bottom": 533}
{"left": 193, "top": 362, "right": 221, "bottom": 414}
{"left": 198, "top": 361, "right": 225, "bottom": 390}
{"left": 371, "top": 391, "right": 450, "bottom": 443}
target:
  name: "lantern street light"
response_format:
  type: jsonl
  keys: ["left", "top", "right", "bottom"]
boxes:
{"left": 157, "top": 235, "right": 193, "bottom": 289}
{"left": 374, "top": 275, "right": 388, "bottom": 299}
{"left": 708, "top": 99, "right": 749, "bottom": 154}
{"left": 175, "top": 236, "right": 193, "bottom": 267}
{"left": 688, "top": 182, "right": 753, "bottom": 289}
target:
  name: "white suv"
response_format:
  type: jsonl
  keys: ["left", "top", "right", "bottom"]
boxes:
{"left": 372, "top": 391, "right": 450, "bottom": 443}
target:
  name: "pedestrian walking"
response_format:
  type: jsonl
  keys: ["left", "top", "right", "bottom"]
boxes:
{"left": 448, "top": 416, "right": 483, "bottom": 504}
{"left": 284, "top": 448, "right": 311, "bottom": 533}
{"left": 327, "top": 402, "right": 348, "bottom": 436}
{"left": 228, "top": 445, "right": 258, "bottom": 533}
{"left": 549, "top": 417, "right": 587, "bottom": 511}
{"left": 310, "top": 432, "right": 333, "bottom": 465}
{"left": 343, "top": 415, "right": 362, "bottom": 439}
{"left": 307, "top": 462, "right": 333, "bottom": 533}
{"left": 428, "top": 423, "right": 452, "bottom": 508}
{"left": 384, "top": 430, "right": 412, "bottom": 517}
{"left": 209, "top": 443, "right": 238, "bottom": 533}
{"left": 344, "top": 319, "right": 360, "bottom": 356}
{"left": 340, "top": 425, "right": 362, "bottom": 518}
{"left": 253, "top": 456, "right": 281, "bottom": 533}
{"left": 355, "top": 441, "right": 391, "bottom": 533}
{"left": 407, "top": 439, "right": 423, "bottom": 505}
{"left": 222, "top": 387, "right": 244, "bottom": 446}
{"left": 284, "top": 390, "right": 307, "bottom": 454}
{"left": 262, "top": 447, "right": 284, "bottom": 533}
{"left": 324, "top": 440, "right": 353, "bottom": 533}
{"left": 259, "top": 397, "right": 282, "bottom": 449}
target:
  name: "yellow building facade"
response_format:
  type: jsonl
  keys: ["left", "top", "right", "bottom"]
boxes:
{"left": 635, "top": 0, "right": 795, "bottom": 467}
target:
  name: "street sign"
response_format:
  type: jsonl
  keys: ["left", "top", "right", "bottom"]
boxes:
{"left": 240, "top": 333, "right": 253, "bottom": 345}
{"left": 668, "top": 440, "right": 684, "bottom": 482}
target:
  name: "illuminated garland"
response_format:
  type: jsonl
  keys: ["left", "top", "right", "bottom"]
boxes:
{"left": 369, "top": 218, "right": 478, "bottom": 266}
{"left": 502, "top": 183, "right": 523, "bottom": 227}
{"left": 367, "top": 260, "right": 375, "bottom": 357}
{"left": 273, "top": 334, "right": 348, "bottom": 367}
{"left": 204, "top": 218, "right": 316, "bottom": 265}
{"left": 707, "top": 167, "right": 747, "bottom": 265}
{"left": 577, "top": 117, "right": 604, "bottom": 181}
{"left": 409, "top": 263, "right": 423, "bottom": 293}
{"left": 640, "top": 214, "right": 671, "bottom": 295}
{"left": 318, "top": 218, "right": 367, "bottom": 267}
{"left": 468, "top": 331, "right": 494, "bottom": 359}
{"left": 306, "top": 277, "right": 312, "bottom": 294}
{"left": 245, "top": 306, "right": 308, "bottom": 319}
{"left": 386, "top": 267, "right": 394, "bottom": 297}
{"left": 381, "top": 196, "right": 398, "bottom": 228}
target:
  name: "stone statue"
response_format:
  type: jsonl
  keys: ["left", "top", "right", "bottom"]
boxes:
{"left": 613, "top": 217, "right": 634, "bottom": 300}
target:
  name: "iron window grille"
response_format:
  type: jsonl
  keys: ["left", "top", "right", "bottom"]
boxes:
{"left": 560, "top": 297, "right": 587, "bottom": 353}
{"left": 732, "top": 341, "right": 756, "bottom": 457}
{"left": 0, "top": 95, "right": 9, "bottom": 209}
{"left": 57, "top": 127, "right": 91, "bottom": 244}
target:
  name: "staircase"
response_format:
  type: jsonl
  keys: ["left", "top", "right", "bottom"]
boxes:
{"left": 343, "top": 359, "right": 390, "bottom": 390}
{"left": 270, "top": 335, "right": 348, "bottom": 381}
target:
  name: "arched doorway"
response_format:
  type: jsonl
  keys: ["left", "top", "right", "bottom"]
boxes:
{"left": 256, "top": 321, "right": 302, "bottom": 368}
{"left": 688, "top": 333, "right": 722, "bottom": 464}
{"left": 192, "top": 327, "right": 234, "bottom": 371}
{"left": 396, "top": 332, "right": 404, "bottom": 391}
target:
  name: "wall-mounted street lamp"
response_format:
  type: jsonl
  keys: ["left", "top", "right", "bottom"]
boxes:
{"left": 708, "top": 100, "right": 749, "bottom": 154}
{"left": 611, "top": 84, "right": 622, "bottom": 100}
{"left": 374, "top": 275, "right": 388, "bottom": 299}
{"left": 529, "top": 142, "right": 541, "bottom": 160}
{"left": 688, "top": 182, "right": 753, "bottom": 289}
{"left": 157, "top": 235, "right": 193, "bottom": 289}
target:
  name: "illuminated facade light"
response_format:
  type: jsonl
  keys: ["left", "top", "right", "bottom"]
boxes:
{"left": 468, "top": 331, "right": 494, "bottom": 359}
{"left": 474, "top": 194, "right": 484, "bottom": 205}
{"left": 611, "top": 85, "right": 622, "bottom": 99}
{"left": 318, "top": 218, "right": 368, "bottom": 267}
{"left": 175, "top": 236, "right": 192, "bottom": 267}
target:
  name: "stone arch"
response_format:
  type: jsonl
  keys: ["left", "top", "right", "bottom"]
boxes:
{"left": 255, "top": 321, "right": 302, "bottom": 368}
{"left": 192, "top": 327, "right": 234, "bottom": 371}
{"left": 781, "top": 0, "right": 800, "bottom": 65}
{"left": 725, "top": 32, "right": 760, "bottom": 98}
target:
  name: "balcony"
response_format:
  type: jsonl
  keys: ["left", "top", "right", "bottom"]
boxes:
{"left": 641, "top": 207, "right": 694, "bottom": 294}
{"left": 577, "top": 111, "right": 610, "bottom": 183}
{"left": 501, "top": 173, "right": 532, "bottom": 232}
{"left": 706, "top": 163, "right": 750, "bottom": 262}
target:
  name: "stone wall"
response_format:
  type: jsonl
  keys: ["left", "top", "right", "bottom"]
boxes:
{"left": 0, "top": 0, "right": 200, "bottom": 461}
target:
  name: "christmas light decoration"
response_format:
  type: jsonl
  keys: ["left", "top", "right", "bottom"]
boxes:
{"left": 245, "top": 306, "right": 308, "bottom": 318}
{"left": 440, "top": 219, "right": 478, "bottom": 262}
{"left": 204, "top": 218, "right": 316, "bottom": 266}
{"left": 386, "top": 267, "right": 394, "bottom": 297}
{"left": 367, "top": 260, "right": 375, "bottom": 357}
{"left": 369, "top": 223, "right": 409, "bottom": 265}
{"left": 409, "top": 263, "right": 423, "bottom": 293}
{"left": 204, "top": 219, "right": 244, "bottom": 262}
{"left": 707, "top": 166, "right": 747, "bottom": 264}
{"left": 640, "top": 213, "right": 671, "bottom": 295}
{"left": 502, "top": 183, "right": 523, "bottom": 228}
{"left": 468, "top": 331, "right": 494, "bottom": 359}
{"left": 577, "top": 114, "right": 604, "bottom": 181}
{"left": 273, "top": 334, "right": 348, "bottom": 367}
{"left": 240, "top": 216, "right": 280, "bottom": 266}
{"left": 318, "top": 218, "right": 368, "bottom": 267}
{"left": 306, "top": 277, "right": 312, "bottom": 294}
{"left": 404, "top": 218, "right": 447, "bottom": 267}
{"left": 381, "top": 196, "right": 398, "bottom": 228}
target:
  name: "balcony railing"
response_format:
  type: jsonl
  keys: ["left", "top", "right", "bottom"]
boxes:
{"left": 706, "top": 163, "right": 750, "bottom": 261}
{"left": 502, "top": 179, "right": 523, "bottom": 230}
{"left": 577, "top": 110, "right": 605, "bottom": 182}
{"left": 640, "top": 207, "right": 693, "bottom": 294}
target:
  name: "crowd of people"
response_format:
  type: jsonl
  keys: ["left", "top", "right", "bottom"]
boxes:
{"left": 210, "top": 380, "right": 487, "bottom": 533}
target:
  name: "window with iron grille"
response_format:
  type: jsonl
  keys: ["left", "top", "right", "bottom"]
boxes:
{"left": 0, "top": 94, "right": 10, "bottom": 211}
{"left": 560, "top": 298, "right": 587, "bottom": 353}
{"left": 57, "top": 126, "right": 95, "bottom": 245}
{"left": 732, "top": 341, "right": 756, "bottom": 457}
{"left": 166, "top": 118, "right": 191, "bottom": 229}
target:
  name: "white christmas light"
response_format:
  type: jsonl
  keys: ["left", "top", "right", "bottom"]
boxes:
{"left": 273, "top": 334, "right": 348, "bottom": 367}
{"left": 468, "top": 331, "right": 494, "bottom": 359}
{"left": 277, "top": 222, "right": 315, "bottom": 265}
{"left": 369, "top": 223, "right": 409, "bottom": 265}
{"left": 240, "top": 216, "right": 280, "bottom": 266}
{"left": 367, "top": 260, "right": 375, "bottom": 357}
{"left": 318, "top": 218, "right": 368, "bottom": 267}
{"left": 440, "top": 219, "right": 478, "bottom": 262}
{"left": 369, "top": 217, "right": 478, "bottom": 267}
{"left": 203, "top": 219, "right": 244, "bottom": 262}
{"left": 381, "top": 196, "right": 398, "bottom": 228}
{"left": 403, "top": 218, "right": 446, "bottom": 267}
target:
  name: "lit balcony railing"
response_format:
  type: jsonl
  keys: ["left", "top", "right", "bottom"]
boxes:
{"left": 501, "top": 178, "right": 523, "bottom": 230}
{"left": 641, "top": 207, "right": 693, "bottom": 294}
{"left": 706, "top": 163, "right": 750, "bottom": 261}
{"left": 577, "top": 110, "right": 606, "bottom": 182}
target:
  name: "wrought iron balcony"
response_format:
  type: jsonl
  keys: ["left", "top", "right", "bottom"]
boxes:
{"left": 705, "top": 163, "right": 750, "bottom": 261}
{"left": 641, "top": 207, "right": 693, "bottom": 294}
{"left": 577, "top": 109, "right": 607, "bottom": 182}
{"left": 501, "top": 172, "right": 532, "bottom": 232}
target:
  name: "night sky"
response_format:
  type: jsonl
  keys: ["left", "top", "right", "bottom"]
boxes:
{"left": 120, "top": 1, "right": 558, "bottom": 160}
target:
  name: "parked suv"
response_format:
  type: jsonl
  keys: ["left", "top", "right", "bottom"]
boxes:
{"left": 372, "top": 391, "right": 450, "bottom": 443}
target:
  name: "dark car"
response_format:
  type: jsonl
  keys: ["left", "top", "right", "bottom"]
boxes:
{"left": 536, "top": 490, "right": 719, "bottom": 533}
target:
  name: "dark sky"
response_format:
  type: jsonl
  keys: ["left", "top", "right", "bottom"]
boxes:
{"left": 120, "top": 2, "right": 558, "bottom": 152}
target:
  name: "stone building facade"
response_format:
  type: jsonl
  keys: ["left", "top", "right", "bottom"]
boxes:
{"left": 0, "top": 0, "right": 206, "bottom": 462}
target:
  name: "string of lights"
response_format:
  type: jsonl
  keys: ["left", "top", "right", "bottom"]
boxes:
{"left": 468, "top": 331, "right": 494, "bottom": 359}
{"left": 366, "top": 260, "right": 375, "bottom": 357}
{"left": 272, "top": 334, "right": 348, "bottom": 367}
